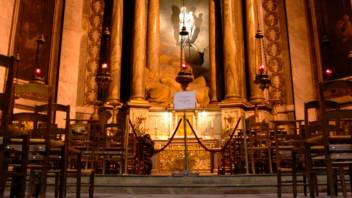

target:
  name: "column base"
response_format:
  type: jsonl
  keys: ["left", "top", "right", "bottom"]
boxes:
{"left": 249, "top": 97, "right": 265, "bottom": 104}
{"left": 220, "top": 97, "right": 249, "bottom": 109}
{"left": 127, "top": 98, "right": 150, "bottom": 108}
{"left": 106, "top": 99, "right": 122, "bottom": 108}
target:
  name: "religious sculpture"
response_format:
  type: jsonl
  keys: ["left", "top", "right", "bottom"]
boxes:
{"left": 146, "top": 3, "right": 210, "bottom": 106}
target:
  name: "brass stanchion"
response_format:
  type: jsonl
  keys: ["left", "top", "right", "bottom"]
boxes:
{"left": 183, "top": 112, "right": 189, "bottom": 175}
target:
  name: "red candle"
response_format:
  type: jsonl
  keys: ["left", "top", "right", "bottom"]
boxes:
{"left": 259, "top": 64, "right": 265, "bottom": 74}
{"left": 325, "top": 67, "right": 333, "bottom": 77}
{"left": 181, "top": 63, "right": 187, "bottom": 69}
{"left": 101, "top": 63, "right": 109, "bottom": 73}
{"left": 34, "top": 67, "right": 42, "bottom": 78}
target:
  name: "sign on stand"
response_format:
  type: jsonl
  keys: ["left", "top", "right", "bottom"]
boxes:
{"left": 172, "top": 91, "right": 198, "bottom": 176}
{"left": 173, "top": 91, "right": 196, "bottom": 110}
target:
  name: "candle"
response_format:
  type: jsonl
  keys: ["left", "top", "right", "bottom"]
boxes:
{"left": 34, "top": 67, "right": 42, "bottom": 79}
{"left": 325, "top": 67, "right": 333, "bottom": 78}
{"left": 101, "top": 62, "right": 109, "bottom": 73}
{"left": 259, "top": 64, "right": 265, "bottom": 74}
{"left": 181, "top": 63, "right": 187, "bottom": 69}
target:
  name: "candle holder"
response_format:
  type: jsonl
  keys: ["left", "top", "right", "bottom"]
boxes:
{"left": 96, "top": 27, "right": 112, "bottom": 102}
{"left": 255, "top": 72, "right": 271, "bottom": 90}
{"left": 176, "top": 65, "right": 193, "bottom": 90}
{"left": 176, "top": 25, "right": 193, "bottom": 90}
{"left": 254, "top": 30, "right": 271, "bottom": 91}
{"left": 32, "top": 34, "right": 46, "bottom": 84}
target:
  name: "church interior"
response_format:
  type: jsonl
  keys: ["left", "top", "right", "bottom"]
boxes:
{"left": 0, "top": 0, "right": 351, "bottom": 197}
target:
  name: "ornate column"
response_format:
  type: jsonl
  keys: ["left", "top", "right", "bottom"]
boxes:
{"left": 131, "top": 0, "right": 147, "bottom": 101}
{"left": 127, "top": 1, "right": 150, "bottom": 171}
{"left": 246, "top": 0, "right": 264, "bottom": 103}
{"left": 222, "top": 0, "right": 246, "bottom": 102}
{"left": 108, "top": 0, "right": 123, "bottom": 105}
{"left": 147, "top": 0, "right": 160, "bottom": 79}
{"left": 209, "top": 0, "right": 218, "bottom": 102}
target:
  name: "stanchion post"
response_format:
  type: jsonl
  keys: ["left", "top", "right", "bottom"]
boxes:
{"left": 123, "top": 117, "right": 130, "bottom": 175}
{"left": 242, "top": 112, "right": 249, "bottom": 174}
{"left": 183, "top": 111, "right": 189, "bottom": 175}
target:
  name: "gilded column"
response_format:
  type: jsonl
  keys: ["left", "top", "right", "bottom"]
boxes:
{"left": 147, "top": 0, "right": 160, "bottom": 79}
{"left": 246, "top": 0, "right": 264, "bottom": 103}
{"left": 209, "top": 0, "right": 218, "bottom": 102}
{"left": 131, "top": 0, "right": 147, "bottom": 100}
{"left": 222, "top": 0, "right": 246, "bottom": 102}
{"left": 108, "top": 0, "right": 123, "bottom": 104}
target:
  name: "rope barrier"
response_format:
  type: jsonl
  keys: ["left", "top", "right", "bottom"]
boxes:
{"left": 154, "top": 119, "right": 182, "bottom": 154}
{"left": 129, "top": 118, "right": 183, "bottom": 154}
{"left": 128, "top": 119, "right": 139, "bottom": 138}
{"left": 186, "top": 117, "right": 241, "bottom": 153}
{"left": 129, "top": 117, "right": 240, "bottom": 154}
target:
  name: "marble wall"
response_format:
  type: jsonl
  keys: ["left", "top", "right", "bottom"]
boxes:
{"left": 285, "top": 0, "right": 316, "bottom": 120}
{"left": 0, "top": 0, "right": 15, "bottom": 54}
{"left": 57, "top": 0, "right": 85, "bottom": 119}
{"left": 0, "top": 0, "right": 16, "bottom": 91}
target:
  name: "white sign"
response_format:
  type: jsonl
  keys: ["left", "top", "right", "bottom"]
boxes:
{"left": 173, "top": 91, "right": 196, "bottom": 110}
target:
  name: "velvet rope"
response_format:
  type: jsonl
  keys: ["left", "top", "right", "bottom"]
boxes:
{"left": 129, "top": 118, "right": 183, "bottom": 154}
{"left": 128, "top": 119, "right": 139, "bottom": 138}
{"left": 186, "top": 117, "right": 241, "bottom": 153}
{"left": 154, "top": 119, "right": 182, "bottom": 154}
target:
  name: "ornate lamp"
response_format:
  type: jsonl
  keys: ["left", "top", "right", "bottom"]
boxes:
{"left": 254, "top": 30, "right": 271, "bottom": 90}
{"left": 33, "top": 34, "right": 46, "bottom": 83}
{"left": 95, "top": 27, "right": 112, "bottom": 102}
{"left": 176, "top": 8, "right": 194, "bottom": 90}
{"left": 91, "top": 27, "right": 112, "bottom": 121}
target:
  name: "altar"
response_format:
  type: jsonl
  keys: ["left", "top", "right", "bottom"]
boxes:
{"left": 152, "top": 138, "right": 219, "bottom": 174}
{"left": 130, "top": 110, "right": 224, "bottom": 175}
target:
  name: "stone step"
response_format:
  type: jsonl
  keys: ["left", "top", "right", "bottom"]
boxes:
{"left": 63, "top": 174, "right": 312, "bottom": 194}
{"left": 54, "top": 174, "right": 352, "bottom": 194}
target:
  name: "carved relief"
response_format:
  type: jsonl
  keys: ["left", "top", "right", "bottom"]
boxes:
{"left": 155, "top": 140, "right": 217, "bottom": 173}
{"left": 84, "top": 0, "right": 104, "bottom": 105}
{"left": 221, "top": 109, "right": 242, "bottom": 137}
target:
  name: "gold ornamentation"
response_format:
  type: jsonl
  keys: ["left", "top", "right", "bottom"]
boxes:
{"left": 156, "top": 140, "right": 217, "bottom": 173}
{"left": 131, "top": 115, "right": 148, "bottom": 136}
{"left": 263, "top": 0, "right": 286, "bottom": 102}
{"left": 84, "top": 0, "right": 104, "bottom": 105}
